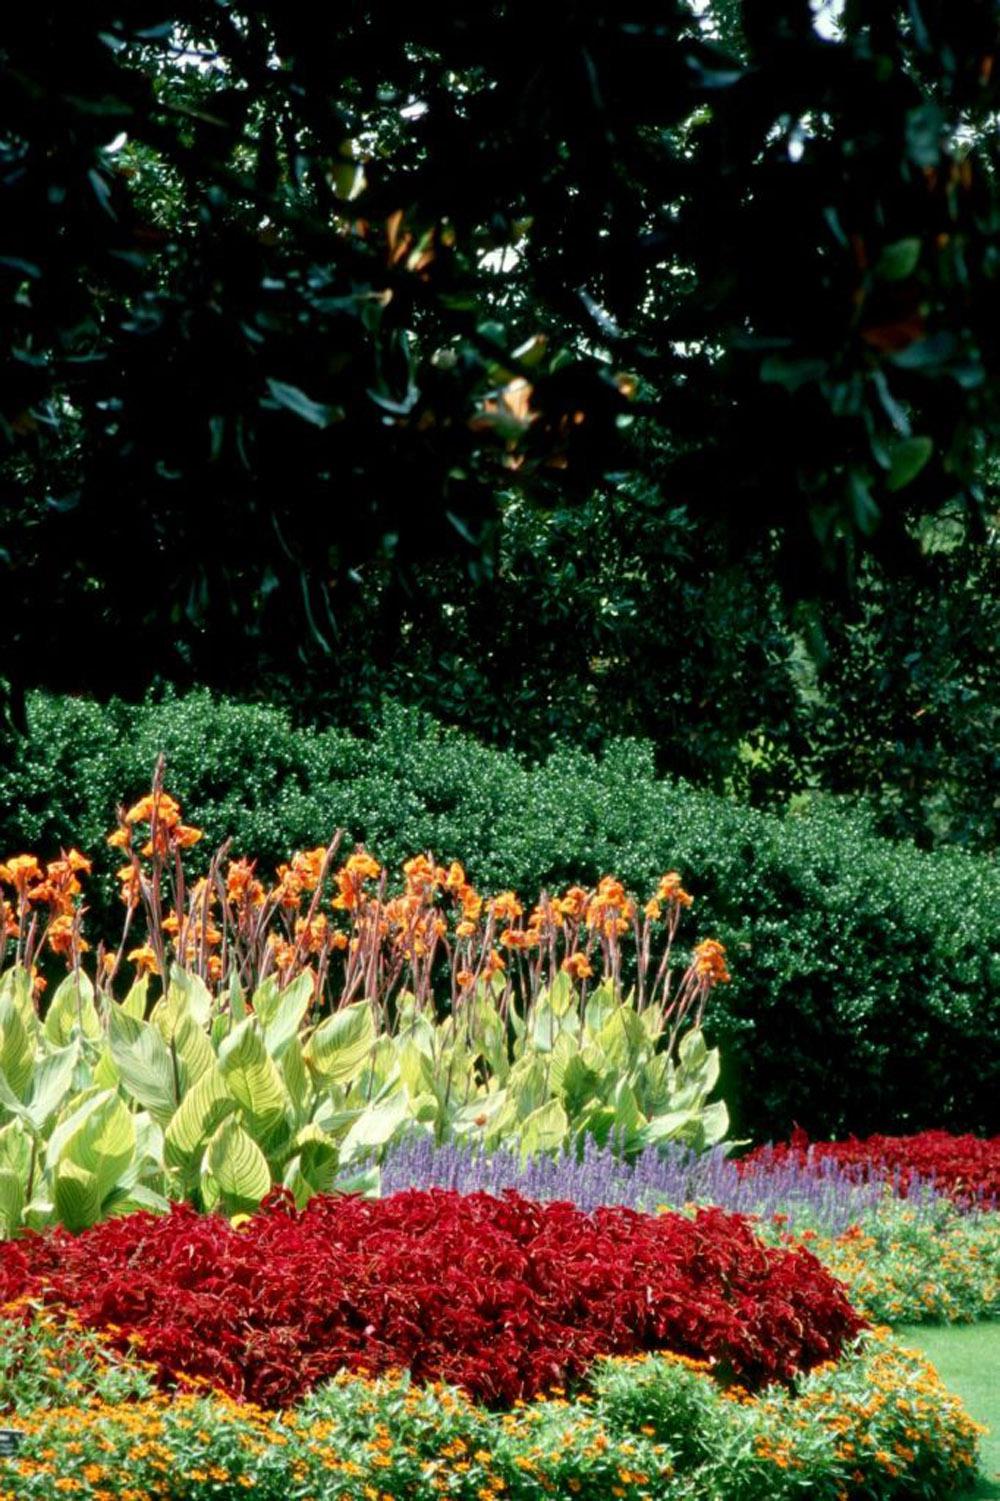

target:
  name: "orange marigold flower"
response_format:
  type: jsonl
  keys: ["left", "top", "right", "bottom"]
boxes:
{"left": 562, "top": 952, "right": 593, "bottom": 981}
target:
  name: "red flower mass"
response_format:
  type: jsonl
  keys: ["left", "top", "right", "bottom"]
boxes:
{"left": 741, "top": 1129, "right": 1000, "bottom": 1209}
{"left": 0, "top": 1190, "right": 863, "bottom": 1407}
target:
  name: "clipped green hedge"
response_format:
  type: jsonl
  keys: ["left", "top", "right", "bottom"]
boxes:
{"left": 2, "top": 689, "right": 998, "bottom": 1141}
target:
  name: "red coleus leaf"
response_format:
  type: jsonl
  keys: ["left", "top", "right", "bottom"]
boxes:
{"left": 742, "top": 1130, "right": 1000, "bottom": 1209}
{"left": 0, "top": 1189, "right": 864, "bottom": 1408}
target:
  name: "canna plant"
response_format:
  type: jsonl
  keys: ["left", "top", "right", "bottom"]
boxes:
{"left": 0, "top": 767, "right": 733, "bottom": 1233}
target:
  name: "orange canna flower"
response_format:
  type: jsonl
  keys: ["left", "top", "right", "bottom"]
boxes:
{"left": 460, "top": 886, "right": 483, "bottom": 923}
{"left": 267, "top": 936, "right": 297, "bottom": 972}
{"left": 500, "top": 927, "right": 538, "bottom": 951}
{"left": 46, "top": 914, "right": 89, "bottom": 957}
{"left": 658, "top": 872, "right": 693, "bottom": 908}
{"left": 226, "top": 859, "right": 265, "bottom": 907}
{"left": 558, "top": 886, "right": 589, "bottom": 923}
{"left": 491, "top": 891, "right": 523, "bottom": 923}
{"left": 295, "top": 913, "right": 330, "bottom": 954}
{"left": 562, "top": 952, "right": 593, "bottom": 981}
{"left": 403, "top": 854, "right": 441, "bottom": 899}
{"left": 291, "top": 846, "right": 328, "bottom": 891}
{"left": 691, "top": 938, "right": 730, "bottom": 985}
{"left": 117, "top": 863, "right": 141, "bottom": 907}
{"left": 484, "top": 949, "right": 506, "bottom": 976}
{"left": 127, "top": 945, "right": 160, "bottom": 977}
{"left": 445, "top": 861, "right": 466, "bottom": 893}
{"left": 173, "top": 824, "right": 204, "bottom": 849}
{"left": 455, "top": 919, "right": 477, "bottom": 940}
{"left": 125, "top": 792, "right": 182, "bottom": 829}
{"left": 644, "top": 898, "right": 662, "bottom": 921}
{"left": 346, "top": 850, "right": 381, "bottom": 882}
{"left": 106, "top": 826, "right": 130, "bottom": 849}
{"left": 456, "top": 969, "right": 475, "bottom": 989}
{"left": 0, "top": 854, "right": 43, "bottom": 892}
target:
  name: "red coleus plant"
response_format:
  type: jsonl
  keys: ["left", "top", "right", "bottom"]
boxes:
{"left": 742, "top": 1129, "right": 1000, "bottom": 1209}
{"left": 0, "top": 1190, "right": 863, "bottom": 1408}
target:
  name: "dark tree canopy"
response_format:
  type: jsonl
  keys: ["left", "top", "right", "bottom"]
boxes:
{"left": 2, "top": 3, "right": 1000, "bottom": 712}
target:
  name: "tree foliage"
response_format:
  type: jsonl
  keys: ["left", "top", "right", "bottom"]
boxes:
{"left": 3, "top": 3, "right": 1000, "bottom": 717}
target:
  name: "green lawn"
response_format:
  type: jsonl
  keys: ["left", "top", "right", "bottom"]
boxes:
{"left": 894, "top": 1325, "right": 1000, "bottom": 1500}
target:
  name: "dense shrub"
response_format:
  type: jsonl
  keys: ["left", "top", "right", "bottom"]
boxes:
{"left": 0, "top": 1190, "right": 862, "bottom": 1407}
{"left": 2, "top": 690, "right": 999, "bottom": 1139}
